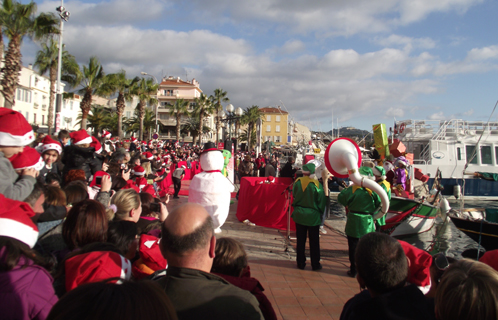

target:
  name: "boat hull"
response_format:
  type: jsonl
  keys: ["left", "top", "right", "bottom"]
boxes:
{"left": 430, "top": 177, "right": 498, "bottom": 200}
{"left": 449, "top": 216, "right": 498, "bottom": 250}
{"left": 382, "top": 197, "right": 438, "bottom": 237}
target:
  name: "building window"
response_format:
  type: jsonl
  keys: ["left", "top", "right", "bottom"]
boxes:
{"left": 126, "top": 111, "right": 131, "bottom": 118}
{"left": 16, "top": 88, "right": 31, "bottom": 103}
{"left": 481, "top": 146, "right": 492, "bottom": 164}
{"left": 42, "top": 115, "right": 45, "bottom": 125}
{"left": 160, "top": 114, "right": 169, "bottom": 120}
{"left": 466, "top": 145, "right": 477, "bottom": 164}
{"left": 266, "top": 115, "right": 271, "bottom": 121}
{"left": 276, "top": 115, "right": 280, "bottom": 122}
{"left": 164, "top": 90, "right": 174, "bottom": 96}
{"left": 276, "top": 125, "right": 280, "bottom": 133}
{"left": 189, "top": 102, "right": 195, "bottom": 110}
{"left": 274, "top": 136, "right": 281, "bottom": 143}
{"left": 266, "top": 125, "right": 271, "bottom": 132}
{"left": 25, "top": 112, "right": 29, "bottom": 122}
{"left": 34, "top": 113, "right": 37, "bottom": 124}
{"left": 457, "top": 147, "right": 461, "bottom": 161}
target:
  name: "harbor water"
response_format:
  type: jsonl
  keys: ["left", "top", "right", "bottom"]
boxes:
{"left": 328, "top": 197, "right": 491, "bottom": 258}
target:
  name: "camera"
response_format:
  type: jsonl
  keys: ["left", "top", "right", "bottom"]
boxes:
{"left": 95, "top": 176, "right": 102, "bottom": 185}
{"left": 150, "top": 202, "right": 161, "bottom": 212}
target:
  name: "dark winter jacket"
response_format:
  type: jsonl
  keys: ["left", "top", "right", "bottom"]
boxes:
{"left": 61, "top": 145, "right": 101, "bottom": 181}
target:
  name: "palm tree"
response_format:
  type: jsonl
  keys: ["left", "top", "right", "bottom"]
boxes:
{"left": 169, "top": 98, "right": 190, "bottom": 142}
{"left": 34, "top": 38, "right": 78, "bottom": 135}
{"left": 210, "top": 88, "right": 229, "bottom": 142}
{"left": 181, "top": 116, "right": 211, "bottom": 146}
{"left": 65, "top": 57, "right": 105, "bottom": 130}
{"left": 131, "top": 77, "right": 158, "bottom": 141}
{"left": 101, "top": 71, "right": 139, "bottom": 139}
{"left": 125, "top": 108, "right": 161, "bottom": 140}
{"left": 0, "top": 0, "right": 58, "bottom": 108}
{"left": 239, "top": 127, "right": 257, "bottom": 148}
{"left": 76, "top": 105, "right": 111, "bottom": 136}
{"left": 193, "top": 93, "right": 214, "bottom": 145}
{"left": 240, "top": 105, "right": 263, "bottom": 150}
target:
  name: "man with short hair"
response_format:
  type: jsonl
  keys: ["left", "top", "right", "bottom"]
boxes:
{"left": 157, "top": 203, "right": 264, "bottom": 320}
{"left": 172, "top": 165, "right": 185, "bottom": 199}
{"left": 280, "top": 156, "right": 297, "bottom": 178}
{"left": 340, "top": 232, "right": 436, "bottom": 320}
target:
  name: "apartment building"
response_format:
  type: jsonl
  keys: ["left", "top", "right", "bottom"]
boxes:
{"left": 156, "top": 76, "right": 213, "bottom": 142}
{"left": 259, "top": 106, "right": 289, "bottom": 145}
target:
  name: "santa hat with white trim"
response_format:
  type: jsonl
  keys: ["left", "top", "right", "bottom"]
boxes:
{"left": 70, "top": 129, "right": 92, "bottom": 145}
{"left": 372, "top": 166, "right": 387, "bottom": 181}
{"left": 64, "top": 251, "right": 132, "bottom": 292}
{"left": 131, "top": 137, "right": 137, "bottom": 143}
{"left": 0, "top": 194, "right": 39, "bottom": 248}
{"left": 102, "top": 130, "right": 112, "bottom": 139}
{"left": 0, "top": 108, "right": 35, "bottom": 146}
{"left": 9, "top": 146, "right": 45, "bottom": 171}
{"left": 133, "top": 165, "right": 145, "bottom": 176}
{"left": 144, "top": 152, "right": 154, "bottom": 160}
{"left": 36, "top": 135, "right": 62, "bottom": 155}
{"left": 398, "top": 240, "right": 432, "bottom": 294}
{"left": 90, "top": 136, "right": 103, "bottom": 154}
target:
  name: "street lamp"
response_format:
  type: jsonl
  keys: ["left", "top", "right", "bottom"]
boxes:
{"left": 220, "top": 104, "right": 243, "bottom": 141}
{"left": 54, "top": 1, "right": 70, "bottom": 135}
{"left": 140, "top": 72, "right": 158, "bottom": 134}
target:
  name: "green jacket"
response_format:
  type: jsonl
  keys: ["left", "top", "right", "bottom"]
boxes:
{"left": 338, "top": 186, "right": 381, "bottom": 238}
{"left": 291, "top": 176, "right": 327, "bottom": 226}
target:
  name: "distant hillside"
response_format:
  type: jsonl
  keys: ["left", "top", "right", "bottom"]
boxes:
{"left": 312, "top": 127, "right": 374, "bottom": 148}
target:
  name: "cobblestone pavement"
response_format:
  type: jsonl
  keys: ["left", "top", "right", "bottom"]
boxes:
{"left": 166, "top": 195, "right": 360, "bottom": 320}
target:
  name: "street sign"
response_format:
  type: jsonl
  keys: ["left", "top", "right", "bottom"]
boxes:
{"left": 152, "top": 133, "right": 159, "bottom": 139}
{"left": 314, "top": 148, "right": 321, "bottom": 154}
{"left": 217, "top": 142, "right": 224, "bottom": 150}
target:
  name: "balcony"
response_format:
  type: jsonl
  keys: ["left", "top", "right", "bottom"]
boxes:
{"left": 159, "top": 119, "right": 177, "bottom": 126}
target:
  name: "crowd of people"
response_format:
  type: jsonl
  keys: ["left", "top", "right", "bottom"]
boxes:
{"left": 0, "top": 106, "right": 497, "bottom": 320}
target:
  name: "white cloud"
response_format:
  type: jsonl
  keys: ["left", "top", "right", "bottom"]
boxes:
{"left": 372, "top": 34, "right": 437, "bottom": 50}
{"left": 428, "top": 112, "right": 445, "bottom": 120}
{"left": 278, "top": 40, "right": 306, "bottom": 55}
{"left": 167, "top": 0, "right": 483, "bottom": 36}
{"left": 385, "top": 107, "right": 405, "bottom": 118}
{"left": 466, "top": 46, "right": 498, "bottom": 61}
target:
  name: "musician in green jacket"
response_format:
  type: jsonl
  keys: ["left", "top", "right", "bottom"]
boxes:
{"left": 338, "top": 166, "right": 381, "bottom": 277}
{"left": 292, "top": 163, "right": 327, "bottom": 271}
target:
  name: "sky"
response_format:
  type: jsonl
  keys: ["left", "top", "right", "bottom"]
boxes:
{"left": 19, "top": 0, "right": 498, "bottom": 131}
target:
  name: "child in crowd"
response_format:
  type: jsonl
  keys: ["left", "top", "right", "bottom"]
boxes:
{"left": 61, "top": 129, "right": 101, "bottom": 182}
{"left": 36, "top": 136, "right": 63, "bottom": 184}
{"left": 211, "top": 237, "right": 277, "bottom": 320}
{"left": 0, "top": 194, "right": 59, "bottom": 319}
{"left": 0, "top": 108, "right": 38, "bottom": 200}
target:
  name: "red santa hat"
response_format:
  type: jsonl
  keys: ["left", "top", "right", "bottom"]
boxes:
{"left": 122, "top": 179, "right": 139, "bottom": 192}
{"left": 398, "top": 240, "right": 432, "bottom": 294}
{"left": 131, "top": 137, "right": 137, "bottom": 143}
{"left": 133, "top": 165, "right": 145, "bottom": 176}
{"left": 132, "top": 235, "right": 167, "bottom": 280}
{"left": 141, "top": 140, "right": 146, "bottom": 145}
{"left": 0, "top": 194, "right": 38, "bottom": 248}
{"left": 36, "top": 135, "right": 62, "bottom": 155}
{"left": 90, "top": 136, "right": 103, "bottom": 154}
{"left": 0, "top": 108, "right": 35, "bottom": 146}
{"left": 70, "top": 129, "right": 92, "bottom": 145}
{"left": 9, "top": 146, "right": 45, "bottom": 171}
{"left": 65, "top": 251, "right": 132, "bottom": 292}
{"left": 102, "top": 130, "right": 112, "bottom": 139}
{"left": 144, "top": 152, "right": 154, "bottom": 160}
{"left": 123, "top": 139, "right": 130, "bottom": 143}
{"left": 89, "top": 171, "right": 110, "bottom": 188}
{"left": 142, "top": 184, "right": 156, "bottom": 197}
{"left": 479, "top": 250, "right": 498, "bottom": 272}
